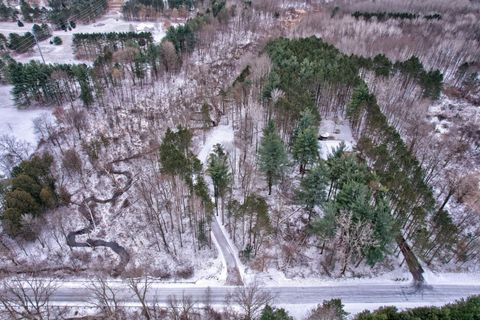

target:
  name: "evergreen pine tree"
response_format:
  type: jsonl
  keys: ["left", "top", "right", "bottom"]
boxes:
{"left": 260, "top": 305, "right": 293, "bottom": 320}
{"left": 291, "top": 109, "right": 318, "bottom": 176}
{"left": 258, "top": 120, "right": 288, "bottom": 195}
{"left": 207, "top": 144, "right": 231, "bottom": 223}
{"left": 296, "top": 162, "right": 328, "bottom": 220}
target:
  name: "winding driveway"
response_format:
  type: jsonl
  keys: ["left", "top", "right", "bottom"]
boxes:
{"left": 211, "top": 216, "right": 243, "bottom": 285}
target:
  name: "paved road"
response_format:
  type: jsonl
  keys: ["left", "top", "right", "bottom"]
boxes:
{"left": 44, "top": 284, "right": 480, "bottom": 306}
{"left": 211, "top": 216, "right": 243, "bottom": 285}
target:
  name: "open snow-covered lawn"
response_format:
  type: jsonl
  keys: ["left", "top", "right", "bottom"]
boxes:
{"left": 0, "top": 12, "right": 168, "bottom": 65}
{"left": 0, "top": 85, "right": 51, "bottom": 145}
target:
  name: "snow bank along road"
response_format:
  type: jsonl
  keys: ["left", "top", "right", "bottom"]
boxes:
{"left": 17, "top": 283, "right": 480, "bottom": 306}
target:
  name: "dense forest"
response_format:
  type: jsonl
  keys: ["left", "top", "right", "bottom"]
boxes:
{"left": 73, "top": 31, "right": 154, "bottom": 59}
{"left": 122, "top": 0, "right": 199, "bottom": 20}
{"left": 259, "top": 36, "right": 455, "bottom": 275}
{"left": 351, "top": 11, "right": 442, "bottom": 21}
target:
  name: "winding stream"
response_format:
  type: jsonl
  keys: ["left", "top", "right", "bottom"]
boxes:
{"left": 66, "top": 167, "right": 133, "bottom": 277}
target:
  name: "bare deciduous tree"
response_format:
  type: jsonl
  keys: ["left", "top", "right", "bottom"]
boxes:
{"left": 167, "top": 293, "right": 199, "bottom": 320}
{"left": 126, "top": 277, "right": 151, "bottom": 320}
{"left": 62, "top": 149, "right": 83, "bottom": 176}
{"left": 87, "top": 277, "right": 123, "bottom": 318}
{"left": 0, "top": 134, "right": 32, "bottom": 175}
{"left": 160, "top": 41, "right": 178, "bottom": 73}
{"left": 334, "top": 211, "right": 379, "bottom": 276}
{"left": 233, "top": 282, "right": 273, "bottom": 320}
{"left": 0, "top": 277, "right": 59, "bottom": 320}
{"left": 33, "top": 114, "right": 57, "bottom": 146}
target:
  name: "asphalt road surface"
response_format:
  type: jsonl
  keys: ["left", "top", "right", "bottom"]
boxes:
{"left": 211, "top": 216, "right": 243, "bottom": 285}
{"left": 43, "top": 283, "right": 480, "bottom": 306}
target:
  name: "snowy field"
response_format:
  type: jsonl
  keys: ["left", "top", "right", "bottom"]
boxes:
{"left": 0, "top": 85, "right": 51, "bottom": 146}
{"left": 0, "top": 11, "right": 168, "bottom": 65}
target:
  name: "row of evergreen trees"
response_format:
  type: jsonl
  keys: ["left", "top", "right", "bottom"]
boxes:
{"left": 353, "top": 54, "right": 443, "bottom": 99}
{"left": 235, "top": 295, "right": 480, "bottom": 319}
{"left": 2, "top": 32, "right": 35, "bottom": 53}
{"left": 347, "top": 83, "right": 458, "bottom": 263}
{"left": 352, "top": 11, "right": 442, "bottom": 21}
{"left": 72, "top": 32, "right": 154, "bottom": 59}
{"left": 123, "top": 0, "right": 198, "bottom": 20}
{"left": 7, "top": 61, "right": 94, "bottom": 107}
{"left": 263, "top": 37, "right": 456, "bottom": 266}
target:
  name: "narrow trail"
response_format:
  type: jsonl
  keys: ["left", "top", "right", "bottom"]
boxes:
{"left": 67, "top": 167, "right": 133, "bottom": 277}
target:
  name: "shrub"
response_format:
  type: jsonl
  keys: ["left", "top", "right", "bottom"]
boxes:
{"left": 52, "top": 36, "right": 62, "bottom": 45}
{"left": 62, "top": 149, "right": 82, "bottom": 174}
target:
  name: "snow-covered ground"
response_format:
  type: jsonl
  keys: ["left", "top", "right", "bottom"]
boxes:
{"left": 196, "top": 124, "right": 235, "bottom": 164}
{"left": 0, "top": 11, "right": 171, "bottom": 172}
{"left": 0, "top": 11, "right": 168, "bottom": 65}
{"left": 0, "top": 85, "right": 51, "bottom": 146}
{"left": 318, "top": 118, "right": 355, "bottom": 159}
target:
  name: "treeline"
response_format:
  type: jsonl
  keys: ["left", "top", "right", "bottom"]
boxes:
{"left": 156, "top": 126, "right": 214, "bottom": 251}
{"left": 8, "top": 61, "right": 95, "bottom": 107}
{"left": 263, "top": 37, "right": 455, "bottom": 268}
{"left": 47, "top": 0, "right": 108, "bottom": 30}
{"left": 352, "top": 11, "right": 442, "bottom": 21}
{"left": 123, "top": 0, "right": 198, "bottom": 20}
{"left": 348, "top": 83, "right": 457, "bottom": 263}
{"left": 354, "top": 54, "right": 443, "bottom": 99}
{"left": 72, "top": 31, "right": 153, "bottom": 59}
{"left": 1, "top": 154, "right": 59, "bottom": 238}
{"left": 356, "top": 295, "right": 480, "bottom": 320}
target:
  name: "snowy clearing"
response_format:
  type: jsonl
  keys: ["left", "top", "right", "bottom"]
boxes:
{"left": 0, "top": 85, "right": 51, "bottom": 146}
{"left": 318, "top": 118, "right": 355, "bottom": 159}
{"left": 0, "top": 12, "right": 169, "bottom": 65}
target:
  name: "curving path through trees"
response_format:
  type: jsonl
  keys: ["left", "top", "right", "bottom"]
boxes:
{"left": 67, "top": 167, "right": 133, "bottom": 277}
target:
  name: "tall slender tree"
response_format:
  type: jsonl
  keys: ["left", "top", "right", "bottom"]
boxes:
{"left": 296, "top": 161, "right": 328, "bottom": 221}
{"left": 258, "top": 121, "right": 288, "bottom": 195}
{"left": 291, "top": 109, "right": 319, "bottom": 176}
{"left": 207, "top": 144, "right": 231, "bottom": 223}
